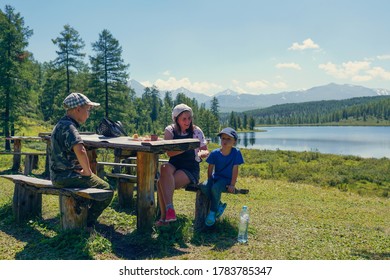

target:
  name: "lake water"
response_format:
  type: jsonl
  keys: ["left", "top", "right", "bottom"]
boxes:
{"left": 235, "top": 126, "right": 390, "bottom": 159}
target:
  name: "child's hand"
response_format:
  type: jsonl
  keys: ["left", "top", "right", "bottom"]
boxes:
{"left": 227, "top": 185, "right": 235, "bottom": 193}
{"left": 198, "top": 150, "right": 209, "bottom": 158}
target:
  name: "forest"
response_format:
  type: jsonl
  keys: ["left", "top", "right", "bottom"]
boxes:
{"left": 244, "top": 95, "right": 390, "bottom": 126}
{"left": 1, "top": 5, "right": 248, "bottom": 151}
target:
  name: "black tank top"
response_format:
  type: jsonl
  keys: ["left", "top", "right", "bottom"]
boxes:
{"left": 168, "top": 126, "right": 199, "bottom": 172}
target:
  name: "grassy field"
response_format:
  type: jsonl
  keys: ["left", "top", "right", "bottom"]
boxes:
{"left": 0, "top": 120, "right": 389, "bottom": 260}
{"left": 0, "top": 145, "right": 389, "bottom": 260}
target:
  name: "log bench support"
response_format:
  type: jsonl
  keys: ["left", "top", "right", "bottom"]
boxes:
{"left": 185, "top": 183, "right": 249, "bottom": 231}
{"left": 1, "top": 174, "right": 113, "bottom": 231}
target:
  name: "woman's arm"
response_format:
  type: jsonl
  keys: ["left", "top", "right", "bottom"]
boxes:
{"left": 164, "top": 128, "right": 186, "bottom": 158}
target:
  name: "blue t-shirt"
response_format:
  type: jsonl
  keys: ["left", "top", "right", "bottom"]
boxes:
{"left": 206, "top": 147, "right": 244, "bottom": 183}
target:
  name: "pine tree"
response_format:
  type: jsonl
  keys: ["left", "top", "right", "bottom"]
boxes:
{"left": 89, "top": 29, "right": 130, "bottom": 120}
{"left": 0, "top": 5, "right": 33, "bottom": 150}
{"left": 52, "top": 24, "right": 86, "bottom": 95}
{"left": 210, "top": 97, "right": 220, "bottom": 119}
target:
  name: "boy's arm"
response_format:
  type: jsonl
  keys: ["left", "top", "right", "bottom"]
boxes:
{"left": 227, "top": 165, "right": 239, "bottom": 193}
{"left": 73, "top": 143, "right": 92, "bottom": 176}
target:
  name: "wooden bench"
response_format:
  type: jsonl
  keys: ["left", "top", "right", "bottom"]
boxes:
{"left": 185, "top": 183, "right": 249, "bottom": 231}
{"left": 97, "top": 161, "right": 137, "bottom": 208}
{"left": 96, "top": 158, "right": 168, "bottom": 209}
{"left": 0, "top": 151, "right": 46, "bottom": 174}
{"left": 0, "top": 174, "right": 113, "bottom": 230}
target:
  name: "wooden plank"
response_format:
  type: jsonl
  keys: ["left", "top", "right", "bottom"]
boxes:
{"left": 0, "top": 152, "right": 46, "bottom": 155}
{"left": 1, "top": 174, "right": 53, "bottom": 187}
{"left": 97, "top": 161, "right": 137, "bottom": 168}
{"left": 185, "top": 183, "right": 249, "bottom": 194}
{"left": 105, "top": 173, "right": 137, "bottom": 182}
{"left": 64, "top": 187, "right": 113, "bottom": 201}
{"left": 0, "top": 175, "right": 113, "bottom": 201}
{"left": 127, "top": 157, "right": 168, "bottom": 163}
{"left": 6, "top": 136, "right": 43, "bottom": 141}
{"left": 79, "top": 134, "right": 200, "bottom": 153}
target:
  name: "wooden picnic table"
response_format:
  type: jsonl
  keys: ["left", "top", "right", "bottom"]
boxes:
{"left": 2, "top": 136, "right": 47, "bottom": 172}
{"left": 71, "top": 134, "right": 200, "bottom": 232}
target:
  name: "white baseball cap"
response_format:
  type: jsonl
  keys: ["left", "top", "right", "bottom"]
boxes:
{"left": 172, "top": 103, "right": 193, "bottom": 121}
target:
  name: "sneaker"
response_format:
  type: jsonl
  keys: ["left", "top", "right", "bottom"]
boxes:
{"left": 155, "top": 219, "right": 168, "bottom": 227}
{"left": 205, "top": 211, "right": 216, "bottom": 226}
{"left": 216, "top": 202, "right": 227, "bottom": 219}
{"left": 165, "top": 208, "right": 177, "bottom": 222}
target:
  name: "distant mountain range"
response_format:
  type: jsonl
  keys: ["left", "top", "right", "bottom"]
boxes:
{"left": 129, "top": 79, "right": 390, "bottom": 112}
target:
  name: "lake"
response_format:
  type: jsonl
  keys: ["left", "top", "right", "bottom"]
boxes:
{"left": 234, "top": 126, "right": 390, "bottom": 159}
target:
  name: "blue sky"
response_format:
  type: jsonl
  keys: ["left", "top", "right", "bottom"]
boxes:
{"left": 5, "top": 0, "right": 390, "bottom": 95}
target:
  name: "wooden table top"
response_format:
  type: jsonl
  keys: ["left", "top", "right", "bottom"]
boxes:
{"left": 79, "top": 134, "right": 200, "bottom": 154}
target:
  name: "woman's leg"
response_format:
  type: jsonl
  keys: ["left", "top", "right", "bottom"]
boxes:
{"left": 158, "top": 163, "right": 176, "bottom": 219}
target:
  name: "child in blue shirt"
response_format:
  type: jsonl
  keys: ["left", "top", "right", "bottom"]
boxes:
{"left": 201, "top": 127, "right": 244, "bottom": 226}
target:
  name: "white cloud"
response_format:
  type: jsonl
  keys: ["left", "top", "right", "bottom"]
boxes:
{"left": 289, "top": 38, "right": 320, "bottom": 51}
{"left": 319, "top": 60, "right": 390, "bottom": 81}
{"left": 234, "top": 86, "right": 247, "bottom": 94}
{"left": 276, "top": 63, "right": 302, "bottom": 70}
{"left": 367, "top": 67, "right": 390, "bottom": 80}
{"left": 162, "top": 70, "right": 171, "bottom": 76}
{"left": 377, "top": 54, "right": 390, "bottom": 60}
{"left": 142, "top": 76, "right": 222, "bottom": 95}
{"left": 273, "top": 81, "right": 288, "bottom": 89}
{"left": 232, "top": 79, "right": 240, "bottom": 86}
{"left": 245, "top": 80, "right": 270, "bottom": 90}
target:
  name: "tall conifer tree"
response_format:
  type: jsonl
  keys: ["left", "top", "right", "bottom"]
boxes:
{"left": 52, "top": 24, "right": 86, "bottom": 95}
{"left": 0, "top": 5, "right": 33, "bottom": 150}
{"left": 90, "top": 29, "right": 130, "bottom": 120}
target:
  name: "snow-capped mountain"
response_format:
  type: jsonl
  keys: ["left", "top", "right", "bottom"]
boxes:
{"left": 129, "top": 79, "right": 390, "bottom": 112}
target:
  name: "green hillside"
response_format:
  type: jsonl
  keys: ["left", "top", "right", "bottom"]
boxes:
{"left": 243, "top": 96, "right": 390, "bottom": 126}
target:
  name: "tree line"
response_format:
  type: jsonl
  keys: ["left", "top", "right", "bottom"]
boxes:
{"left": 2, "top": 5, "right": 251, "bottom": 150}
{"left": 245, "top": 95, "right": 390, "bottom": 125}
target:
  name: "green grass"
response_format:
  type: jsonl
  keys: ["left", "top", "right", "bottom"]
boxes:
{"left": 0, "top": 165, "right": 389, "bottom": 260}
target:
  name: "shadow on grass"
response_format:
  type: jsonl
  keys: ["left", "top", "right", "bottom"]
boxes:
{"left": 0, "top": 203, "right": 91, "bottom": 259}
{"left": 1, "top": 193, "right": 238, "bottom": 260}
{"left": 352, "top": 250, "right": 390, "bottom": 260}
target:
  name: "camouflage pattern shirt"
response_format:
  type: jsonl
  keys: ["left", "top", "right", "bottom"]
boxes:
{"left": 50, "top": 115, "right": 84, "bottom": 182}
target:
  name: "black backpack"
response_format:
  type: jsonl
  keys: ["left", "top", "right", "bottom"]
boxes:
{"left": 96, "top": 117, "right": 127, "bottom": 137}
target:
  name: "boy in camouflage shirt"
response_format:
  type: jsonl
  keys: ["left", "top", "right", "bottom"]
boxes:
{"left": 50, "top": 93, "right": 113, "bottom": 227}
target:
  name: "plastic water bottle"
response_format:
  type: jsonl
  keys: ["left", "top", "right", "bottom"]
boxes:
{"left": 237, "top": 205, "right": 249, "bottom": 243}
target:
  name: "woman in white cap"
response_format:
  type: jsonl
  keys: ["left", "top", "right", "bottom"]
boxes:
{"left": 156, "top": 103, "right": 209, "bottom": 226}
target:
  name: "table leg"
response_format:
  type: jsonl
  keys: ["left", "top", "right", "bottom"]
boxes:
{"left": 44, "top": 140, "right": 51, "bottom": 179}
{"left": 11, "top": 139, "right": 21, "bottom": 171}
{"left": 87, "top": 149, "right": 97, "bottom": 174}
{"left": 136, "top": 151, "right": 157, "bottom": 232}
